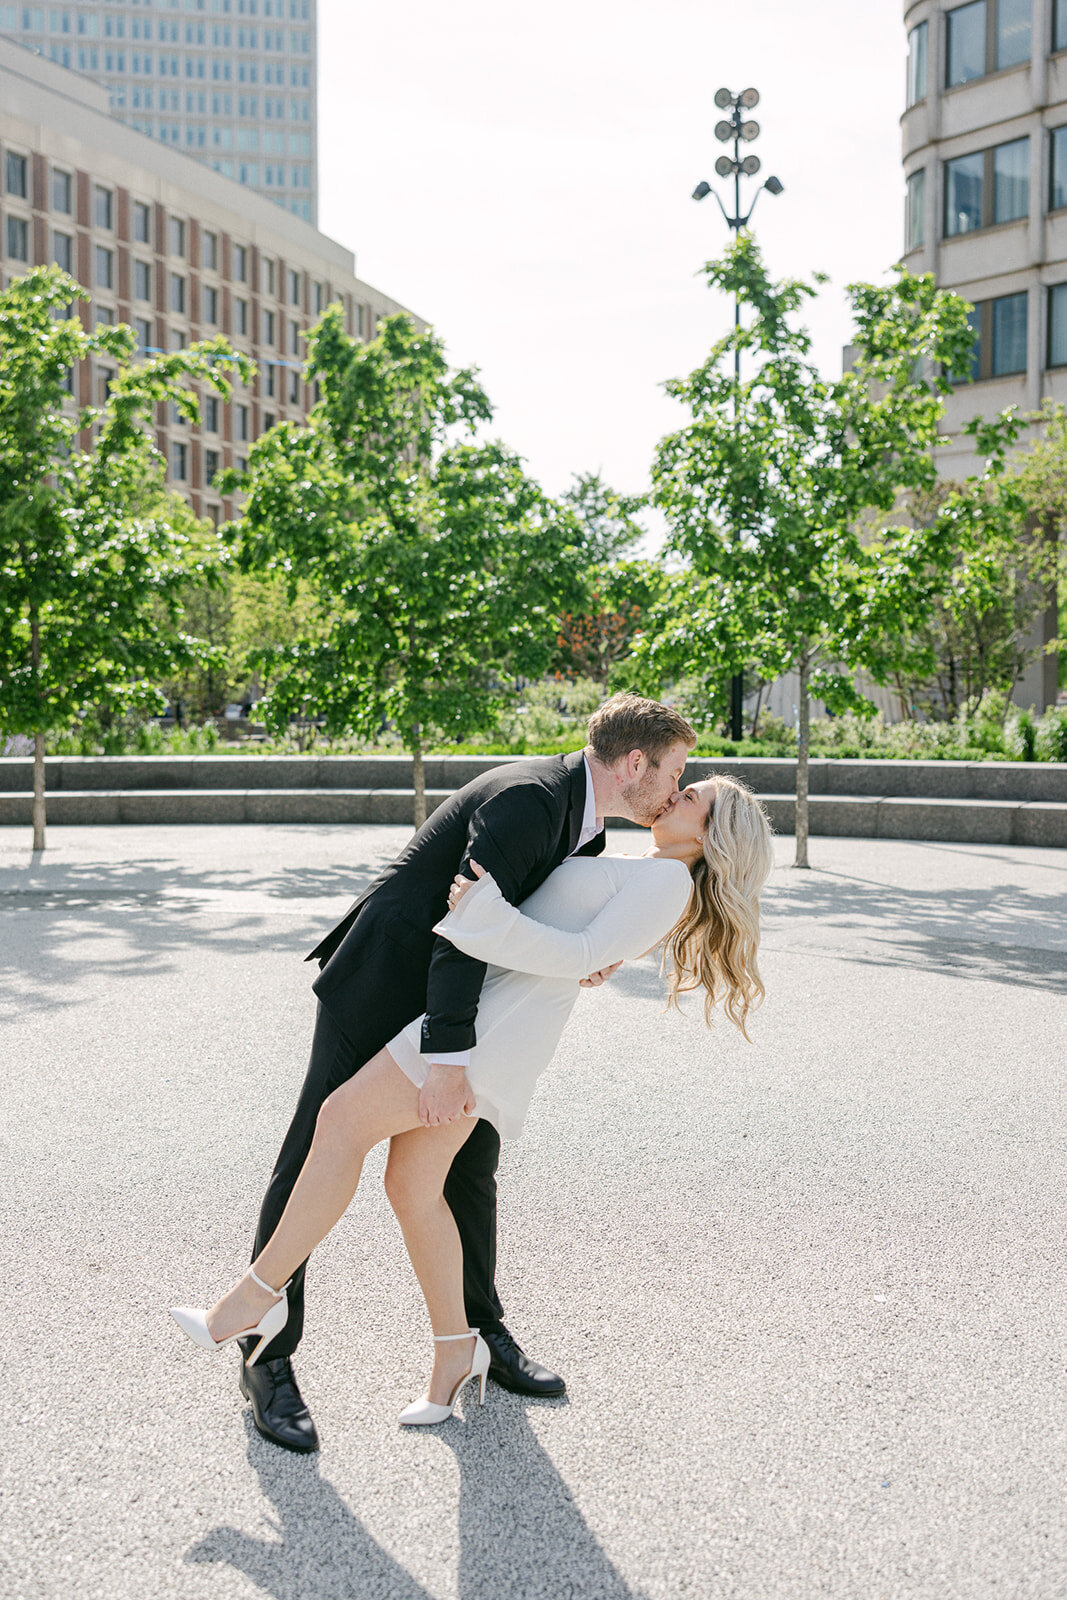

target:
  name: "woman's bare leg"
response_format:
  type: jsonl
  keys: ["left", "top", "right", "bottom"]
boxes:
{"left": 206, "top": 1049, "right": 424, "bottom": 1342}
{"left": 384, "top": 1123, "right": 485, "bottom": 1404}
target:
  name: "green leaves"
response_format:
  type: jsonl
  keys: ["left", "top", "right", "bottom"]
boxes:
{"left": 0, "top": 265, "right": 250, "bottom": 748}
{"left": 232, "top": 312, "right": 588, "bottom": 759}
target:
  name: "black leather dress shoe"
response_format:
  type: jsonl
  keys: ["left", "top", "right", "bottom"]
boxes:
{"left": 480, "top": 1324, "right": 566, "bottom": 1397}
{"left": 239, "top": 1355, "right": 320, "bottom": 1453}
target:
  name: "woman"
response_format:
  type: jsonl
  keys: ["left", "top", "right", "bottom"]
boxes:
{"left": 171, "top": 775, "right": 774, "bottom": 1426}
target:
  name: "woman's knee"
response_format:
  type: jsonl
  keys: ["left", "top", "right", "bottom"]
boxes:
{"left": 384, "top": 1153, "right": 443, "bottom": 1218}
{"left": 313, "top": 1086, "right": 368, "bottom": 1159}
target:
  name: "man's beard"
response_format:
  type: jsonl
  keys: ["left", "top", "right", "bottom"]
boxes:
{"left": 621, "top": 768, "right": 665, "bottom": 827}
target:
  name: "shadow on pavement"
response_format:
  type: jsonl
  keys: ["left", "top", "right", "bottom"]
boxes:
{"left": 185, "top": 1404, "right": 646, "bottom": 1600}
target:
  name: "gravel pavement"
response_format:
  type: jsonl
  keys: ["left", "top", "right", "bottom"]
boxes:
{"left": 0, "top": 822, "right": 1064, "bottom": 1600}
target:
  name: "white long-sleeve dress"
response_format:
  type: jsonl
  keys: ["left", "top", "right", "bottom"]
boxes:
{"left": 385, "top": 855, "right": 692, "bottom": 1138}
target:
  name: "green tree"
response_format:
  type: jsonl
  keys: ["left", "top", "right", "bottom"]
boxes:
{"left": 0, "top": 266, "right": 251, "bottom": 848}
{"left": 876, "top": 407, "right": 1065, "bottom": 719}
{"left": 631, "top": 235, "right": 977, "bottom": 866}
{"left": 226, "top": 309, "right": 588, "bottom": 825}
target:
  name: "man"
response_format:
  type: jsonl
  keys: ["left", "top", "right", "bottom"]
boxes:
{"left": 240, "top": 693, "right": 696, "bottom": 1451}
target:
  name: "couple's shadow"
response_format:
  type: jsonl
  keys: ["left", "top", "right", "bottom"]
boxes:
{"left": 186, "top": 1397, "right": 645, "bottom": 1600}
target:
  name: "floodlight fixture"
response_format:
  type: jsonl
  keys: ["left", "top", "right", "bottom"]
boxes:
{"left": 715, "top": 155, "right": 737, "bottom": 177}
{"left": 692, "top": 180, "right": 712, "bottom": 200}
{"left": 739, "top": 87, "right": 760, "bottom": 109}
{"left": 714, "top": 86, "right": 734, "bottom": 108}
{"left": 715, "top": 120, "right": 734, "bottom": 142}
{"left": 740, "top": 120, "right": 760, "bottom": 141}
{"left": 741, "top": 154, "right": 761, "bottom": 175}
{"left": 764, "top": 175, "right": 784, "bottom": 195}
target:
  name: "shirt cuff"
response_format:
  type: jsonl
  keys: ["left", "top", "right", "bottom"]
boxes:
{"left": 424, "top": 1049, "right": 472, "bottom": 1067}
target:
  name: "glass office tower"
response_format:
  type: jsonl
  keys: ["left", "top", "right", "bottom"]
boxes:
{"left": 0, "top": 0, "right": 317, "bottom": 223}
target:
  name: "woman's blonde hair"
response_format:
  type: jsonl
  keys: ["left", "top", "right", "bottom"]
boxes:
{"left": 662, "top": 774, "right": 774, "bottom": 1040}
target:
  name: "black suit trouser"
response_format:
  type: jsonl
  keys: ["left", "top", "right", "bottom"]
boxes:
{"left": 248, "top": 1000, "right": 504, "bottom": 1362}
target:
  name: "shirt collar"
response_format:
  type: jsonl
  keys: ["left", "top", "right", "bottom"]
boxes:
{"left": 580, "top": 753, "right": 601, "bottom": 840}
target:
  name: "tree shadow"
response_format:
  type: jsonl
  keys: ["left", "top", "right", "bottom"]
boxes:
{"left": 185, "top": 1403, "right": 647, "bottom": 1600}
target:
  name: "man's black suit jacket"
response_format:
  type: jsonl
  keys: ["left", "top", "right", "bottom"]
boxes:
{"left": 307, "top": 750, "right": 605, "bottom": 1057}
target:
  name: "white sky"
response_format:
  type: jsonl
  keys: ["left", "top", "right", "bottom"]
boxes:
{"left": 318, "top": 0, "right": 907, "bottom": 501}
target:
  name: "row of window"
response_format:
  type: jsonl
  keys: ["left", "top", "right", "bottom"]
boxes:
{"left": 0, "top": 0, "right": 310, "bottom": 30}
{"left": 943, "top": 283, "right": 1067, "bottom": 379}
{"left": 3, "top": 155, "right": 321, "bottom": 286}
{"left": 106, "top": 86, "right": 310, "bottom": 116}
{"left": 904, "top": 126, "right": 1067, "bottom": 247}
{"left": 908, "top": 0, "right": 1067, "bottom": 105}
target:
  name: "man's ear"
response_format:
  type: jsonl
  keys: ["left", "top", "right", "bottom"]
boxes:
{"left": 625, "top": 748, "right": 645, "bottom": 780}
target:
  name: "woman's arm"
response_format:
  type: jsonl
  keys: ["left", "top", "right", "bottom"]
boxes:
{"left": 432, "top": 861, "right": 692, "bottom": 980}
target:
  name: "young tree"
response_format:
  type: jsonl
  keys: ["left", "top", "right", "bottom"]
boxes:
{"left": 872, "top": 407, "right": 1065, "bottom": 719}
{"left": 0, "top": 266, "right": 251, "bottom": 848}
{"left": 630, "top": 235, "right": 976, "bottom": 866}
{"left": 226, "top": 309, "right": 588, "bottom": 825}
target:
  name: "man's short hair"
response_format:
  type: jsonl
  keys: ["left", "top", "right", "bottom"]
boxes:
{"left": 586, "top": 693, "right": 697, "bottom": 767}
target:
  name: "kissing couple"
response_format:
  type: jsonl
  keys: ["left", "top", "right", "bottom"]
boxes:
{"left": 171, "top": 694, "right": 774, "bottom": 1445}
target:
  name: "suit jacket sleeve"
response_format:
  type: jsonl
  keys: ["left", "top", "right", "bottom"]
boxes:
{"left": 420, "top": 785, "right": 560, "bottom": 1055}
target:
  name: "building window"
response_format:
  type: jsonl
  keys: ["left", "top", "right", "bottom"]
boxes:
{"left": 6, "top": 215, "right": 29, "bottom": 261}
{"left": 907, "top": 21, "right": 928, "bottom": 105}
{"left": 233, "top": 243, "right": 248, "bottom": 281}
{"left": 235, "top": 403, "right": 250, "bottom": 441}
{"left": 288, "top": 267, "right": 300, "bottom": 304}
{"left": 52, "top": 167, "right": 72, "bottom": 213}
{"left": 261, "top": 254, "right": 275, "bottom": 295}
{"left": 288, "top": 368, "right": 300, "bottom": 404}
{"left": 5, "top": 151, "right": 28, "bottom": 198}
{"left": 204, "top": 395, "right": 219, "bottom": 432}
{"left": 135, "top": 317, "right": 153, "bottom": 351}
{"left": 234, "top": 298, "right": 248, "bottom": 334}
{"left": 201, "top": 229, "right": 218, "bottom": 270}
{"left": 94, "top": 305, "right": 115, "bottom": 328}
{"left": 264, "top": 361, "right": 276, "bottom": 397}
{"left": 1050, "top": 126, "right": 1067, "bottom": 210}
{"left": 171, "top": 441, "right": 188, "bottom": 480}
{"left": 954, "top": 292, "right": 1028, "bottom": 380}
{"left": 96, "top": 368, "right": 115, "bottom": 407}
{"left": 289, "top": 318, "right": 300, "bottom": 354}
{"left": 1056, "top": 0, "right": 1067, "bottom": 52}
{"left": 906, "top": 169, "right": 926, "bottom": 250}
{"left": 313, "top": 280, "right": 326, "bottom": 314}
{"left": 52, "top": 230, "right": 73, "bottom": 272}
{"left": 134, "top": 259, "right": 152, "bottom": 301}
{"left": 264, "top": 309, "right": 275, "bottom": 344}
{"left": 944, "top": 137, "right": 1029, "bottom": 235}
{"left": 133, "top": 200, "right": 152, "bottom": 244}
{"left": 205, "top": 447, "right": 220, "bottom": 484}
{"left": 168, "top": 215, "right": 186, "bottom": 256}
{"left": 95, "top": 246, "right": 114, "bottom": 288}
{"left": 1047, "top": 282, "right": 1067, "bottom": 365}
{"left": 169, "top": 272, "right": 186, "bottom": 313}
{"left": 946, "top": 0, "right": 1031, "bottom": 87}
{"left": 204, "top": 285, "right": 219, "bottom": 324}
{"left": 94, "top": 184, "right": 113, "bottom": 229}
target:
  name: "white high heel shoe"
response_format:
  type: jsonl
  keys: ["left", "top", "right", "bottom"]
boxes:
{"left": 169, "top": 1265, "right": 292, "bottom": 1368}
{"left": 399, "top": 1330, "right": 491, "bottom": 1426}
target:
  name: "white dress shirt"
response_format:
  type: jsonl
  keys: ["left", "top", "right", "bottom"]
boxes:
{"left": 430, "top": 755, "right": 601, "bottom": 1067}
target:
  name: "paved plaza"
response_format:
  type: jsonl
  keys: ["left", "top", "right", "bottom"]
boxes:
{"left": 0, "top": 822, "right": 1064, "bottom": 1600}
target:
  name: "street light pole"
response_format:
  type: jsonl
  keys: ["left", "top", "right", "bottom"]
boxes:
{"left": 692, "top": 87, "right": 783, "bottom": 742}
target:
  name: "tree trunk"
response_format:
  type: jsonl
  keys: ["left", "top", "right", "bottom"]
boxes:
{"left": 412, "top": 735, "right": 426, "bottom": 832}
{"left": 30, "top": 608, "right": 46, "bottom": 852}
{"left": 32, "top": 729, "right": 46, "bottom": 853}
{"left": 794, "top": 657, "right": 810, "bottom": 870}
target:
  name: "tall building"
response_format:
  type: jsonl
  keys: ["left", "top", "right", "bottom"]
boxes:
{"left": 0, "top": 0, "right": 317, "bottom": 223}
{"left": 0, "top": 35, "right": 415, "bottom": 528}
{"left": 901, "top": 0, "right": 1061, "bottom": 709}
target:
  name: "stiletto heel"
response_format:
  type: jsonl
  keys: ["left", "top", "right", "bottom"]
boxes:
{"left": 399, "top": 1330, "right": 491, "bottom": 1426}
{"left": 170, "top": 1265, "right": 292, "bottom": 1368}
